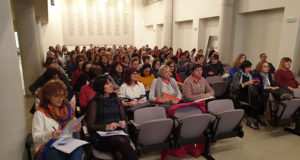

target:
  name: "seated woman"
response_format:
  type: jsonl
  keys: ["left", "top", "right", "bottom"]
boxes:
{"left": 137, "top": 63, "right": 155, "bottom": 91}
{"left": 87, "top": 76, "right": 137, "bottom": 160}
{"left": 229, "top": 53, "right": 246, "bottom": 82}
{"left": 121, "top": 54, "right": 130, "bottom": 69}
{"left": 73, "top": 61, "right": 92, "bottom": 93}
{"left": 207, "top": 54, "right": 224, "bottom": 77}
{"left": 152, "top": 59, "right": 161, "bottom": 78}
{"left": 231, "top": 60, "right": 264, "bottom": 130}
{"left": 149, "top": 65, "right": 182, "bottom": 110}
{"left": 108, "top": 61, "right": 124, "bottom": 92}
{"left": 79, "top": 66, "right": 103, "bottom": 113}
{"left": 274, "top": 57, "right": 300, "bottom": 91}
{"left": 32, "top": 80, "right": 82, "bottom": 160}
{"left": 194, "top": 54, "right": 208, "bottom": 78}
{"left": 29, "top": 57, "right": 72, "bottom": 99}
{"left": 119, "top": 67, "right": 146, "bottom": 108}
{"left": 98, "top": 54, "right": 110, "bottom": 73}
{"left": 253, "top": 61, "right": 279, "bottom": 126}
{"left": 183, "top": 64, "right": 214, "bottom": 102}
{"left": 71, "top": 54, "right": 87, "bottom": 86}
{"left": 165, "top": 60, "right": 183, "bottom": 87}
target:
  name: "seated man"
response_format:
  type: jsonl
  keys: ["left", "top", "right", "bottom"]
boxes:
{"left": 183, "top": 64, "right": 214, "bottom": 102}
{"left": 208, "top": 54, "right": 224, "bottom": 76}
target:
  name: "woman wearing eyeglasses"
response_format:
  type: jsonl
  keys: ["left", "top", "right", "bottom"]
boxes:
{"left": 119, "top": 67, "right": 146, "bottom": 108}
{"left": 32, "top": 80, "right": 82, "bottom": 160}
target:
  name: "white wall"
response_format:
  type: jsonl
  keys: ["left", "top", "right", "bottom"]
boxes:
{"left": 173, "top": 20, "right": 193, "bottom": 50}
{"left": 203, "top": 17, "right": 219, "bottom": 53}
{"left": 240, "top": 8, "right": 284, "bottom": 67}
{"left": 40, "top": 0, "right": 64, "bottom": 56}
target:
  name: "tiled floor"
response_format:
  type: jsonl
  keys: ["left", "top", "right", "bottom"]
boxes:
{"left": 25, "top": 96, "right": 300, "bottom": 160}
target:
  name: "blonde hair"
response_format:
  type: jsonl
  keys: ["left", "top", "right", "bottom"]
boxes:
{"left": 277, "top": 57, "right": 292, "bottom": 70}
{"left": 231, "top": 53, "right": 246, "bottom": 69}
{"left": 158, "top": 65, "right": 170, "bottom": 77}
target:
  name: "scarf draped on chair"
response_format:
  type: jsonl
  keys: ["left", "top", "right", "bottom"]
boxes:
{"left": 36, "top": 103, "right": 74, "bottom": 160}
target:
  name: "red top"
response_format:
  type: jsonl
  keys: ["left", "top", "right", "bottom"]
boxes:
{"left": 71, "top": 69, "right": 82, "bottom": 86}
{"left": 274, "top": 69, "right": 299, "bottom": 88}
{"left": 79, "top": 83, "right": 95, "bottom": 111}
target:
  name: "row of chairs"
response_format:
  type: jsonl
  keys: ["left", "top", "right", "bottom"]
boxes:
{"left": 124, "top": 99, "right": 244, "bottom": 160}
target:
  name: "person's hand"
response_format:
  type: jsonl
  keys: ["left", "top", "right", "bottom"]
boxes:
{"left": 127, "top": 100, "right": 138, "bottom": 107}
{"left": 160, "top": 98, "right": 171, "bottom": 103}
{"left": 105, "top": 122, "right": 120, "bottom": 131}
{"left": 74, "top": 123, "right": 81, "bottom": 132}
{"left": 247, "top": 80, "right": 255, "bottom": 85}
{"left": 138, "top": 99, "right": 145, "bottom": 103}
{"left": 34, "top": 88, "right": 41, "bottom": 95}
{"left": 119, "top": 120, "right": 126, "bottom": 128}
{"left": 208, "top": 71, "right": 214, "bottom": 75}
{"left": 298, "top": 85, "right": 300, "bottom": 88}
{"left": 52, "top": 130, "right": 63, "bottom": 138}
{"left": 177, "top": 82, "right": 183, "bottom": 86}
{"left": 203, "top": 93, "right": 211, "bottom": 98}
{"left": 171, "top": 99, "right": 180, "bottom": 104}
{"left": 288, "top": 86, "right": 294, "bottom": 91}
{"left": 145, "top": 86, "right": 151, "bottom": 91}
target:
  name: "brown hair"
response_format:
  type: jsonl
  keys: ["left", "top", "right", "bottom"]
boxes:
{"left": 255, "top": 61, "right": 269, "bottom": 72}
{"left": 38, "top": 80, "right": 68, "bottom": 108}
{"left": 278, "top": 57, "right": 292, "bottom": 70}
{"left": 231, "top": 53, "right": 246, "bottom": 69}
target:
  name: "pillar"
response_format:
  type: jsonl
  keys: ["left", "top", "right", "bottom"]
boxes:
{"left": 162, "top": 0, "right": 173, "bottom": 47}
{"left": 0, "top": 0, "right": 27, "bottom": 159}
{"left": 218, "top": 0, "right": 235, "bottom": 63}
{"left": 13, "top": 0, "right": 42, "bottom": 95}
{"left": 36, "top": 17, "right": 45, "bottom": 63}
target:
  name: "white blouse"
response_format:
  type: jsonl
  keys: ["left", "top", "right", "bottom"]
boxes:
{"left": 32, "top": 110, "right": 73, "bottom": 153}
{"left": 119, "top": 82, "right": 146, "bottom": 100}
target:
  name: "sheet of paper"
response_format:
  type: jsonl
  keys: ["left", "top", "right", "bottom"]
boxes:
{"left": 97, "top": 130, "right": 128, "bottom": 137}
{"left": 53, "top": 137, "right": 89, "bottom": 154}
{"left": 194, "top": 96, "right": 215, "bottom": 102}
{"left": 59, "top": 115, "right": 85, "bottom": 139}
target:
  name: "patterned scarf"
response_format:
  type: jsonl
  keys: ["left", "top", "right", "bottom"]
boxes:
{"left": 36, "top": 103, "right": 74, "bottom": 160}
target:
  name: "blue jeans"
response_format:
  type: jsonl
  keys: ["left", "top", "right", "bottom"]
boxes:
{"left": 44, "top": 146, "right": 83, "bottom": 160}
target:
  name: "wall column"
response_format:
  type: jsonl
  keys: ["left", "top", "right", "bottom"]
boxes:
{"left": 218, "top": 0, "right": 235, "bottom": 63}
{"left": 13, "top": 0, "right": 42, "bottom": 95}
{"left": 0, "top": 0, "right": 27, "bottom": 159}
{"left": 162, "top": 0, "right": 173, "bottom": 47}
{"left": 36, "top": 17, "right": 45, "bottom": 63}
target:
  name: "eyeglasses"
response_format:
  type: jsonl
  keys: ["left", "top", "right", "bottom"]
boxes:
{"left": 169, "top": 65, "right": 175, "bottom": 68}
{"left": 53, "top": 94, "right": 64, "bottom": 99}
{"left": 262, "top": 65, "right": 269, "bottom": 68}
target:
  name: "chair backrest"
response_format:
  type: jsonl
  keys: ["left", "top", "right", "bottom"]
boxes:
{"left": 180, "top": 114, "right": 211, "bottom": 139}
{"left": 207, "top": 99, "right": 234, "bottom": 114}
{"left": 210, "top": 81, "right": 229, "bottom": 97}
{"left": 174, "top": 105, "right": 202, "bottom": 118}
{"left": 134, "top": 107, "right": 166, "bottom": 124}
{"left": 293, "top": 88, "right": 300, "bottom": 98}
{"left": 277, "top": 99, "right": 300, "bottom": 119}
{"left": 138, "top": 119, "right": 173, "bottom": 146}
{"left": 206, "top": 76, "right": 223, "bottom": 84}
{"left": 223, "top": 64, "right": 231, "bottom": 74}
{"left": 216, "top": 110, "right": 244, "bottom": 133}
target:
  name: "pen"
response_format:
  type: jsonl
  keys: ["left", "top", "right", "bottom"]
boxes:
{"left": 52, "top": 126, "right": 57, "bottom": 131}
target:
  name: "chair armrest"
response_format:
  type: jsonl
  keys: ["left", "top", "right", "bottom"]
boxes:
{"left": 127, "top": 120, "right": 141, "bottom": 146}
{"left": 206, "top": 111, "right": 221, "bottom": 135}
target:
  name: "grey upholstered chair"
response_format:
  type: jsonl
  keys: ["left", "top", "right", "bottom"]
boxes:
{"left": 269, "top": 89, "right": 300, "bottom": 135}
{"left": 128, "top": 107, "right": 174, "bottom": 155}
{"left": 173, "top": 105, "right": 214, "bottom": 160}
{"left": 206, "top": 76, "right": 223, "bottom": 84}
{"left": 209, "top": 81, "right": 229, "bottom": 98}
{"left": 207, "top": 99, "right": 244, "bottom": 141}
